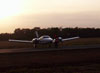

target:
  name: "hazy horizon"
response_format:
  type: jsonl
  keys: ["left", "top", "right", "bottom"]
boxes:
{"left": 0, "top": 0, "right": 100, "bottom": 33}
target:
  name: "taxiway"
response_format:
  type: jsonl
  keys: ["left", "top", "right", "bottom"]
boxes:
{"left": 0, "top": 44, "right": 100, "bottom": 53}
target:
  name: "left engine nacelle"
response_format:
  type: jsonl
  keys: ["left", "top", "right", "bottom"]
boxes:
{"left": 32, "top": 38, "right": 39, "bottom": 44}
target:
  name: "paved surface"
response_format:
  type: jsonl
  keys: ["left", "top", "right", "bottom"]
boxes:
{"left": 0, "top": 44, "right": 100, "bottom": 53}
{"left": 0, "top": 45, "right": 100, "bottom": 67}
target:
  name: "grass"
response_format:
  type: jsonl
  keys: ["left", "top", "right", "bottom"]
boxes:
{"left": 0, "top": 38, "right": 100, "bottom": 49}
{"left": 62, "top": 38, "right": 100, "bottom": 46}
{"left": 0, "top": 41, "right": 33, "bottom": 49}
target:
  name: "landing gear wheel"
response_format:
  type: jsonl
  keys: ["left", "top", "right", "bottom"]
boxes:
{"left": 34, "top": 44, "right": 37, "bottom": 48}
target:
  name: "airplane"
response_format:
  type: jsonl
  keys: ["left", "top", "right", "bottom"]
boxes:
{"left": 9, "top": 31, "right": 80, "bottom": 48}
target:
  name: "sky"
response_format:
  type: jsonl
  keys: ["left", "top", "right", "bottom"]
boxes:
{"left": 0, "top": 0, "right": 100, "bottom": 33}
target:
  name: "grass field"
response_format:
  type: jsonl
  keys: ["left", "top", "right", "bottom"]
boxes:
{"left": 62, "top": 37, "right": 100, "bottom": 46}
{"left": 0, "top": 38, "right": 100, "bottom": 49}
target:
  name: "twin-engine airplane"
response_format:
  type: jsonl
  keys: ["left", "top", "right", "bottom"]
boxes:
{"left": 9, "top": 31, "right": 80, "bottom": 48}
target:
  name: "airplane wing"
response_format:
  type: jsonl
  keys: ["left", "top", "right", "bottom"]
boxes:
{"left": 62, "top": 36, "right": 80, "bottom": 42}
{"left": 9, "top": 39, "right": 32, "bottom": 43}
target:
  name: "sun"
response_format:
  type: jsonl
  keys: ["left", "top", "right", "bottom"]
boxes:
{"left": 0, "top": 0, "right": 22, "bottom": 19}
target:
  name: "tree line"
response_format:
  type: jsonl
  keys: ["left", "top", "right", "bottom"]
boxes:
{"left": 0, "top": 27, "right": 100, "bottom": 41}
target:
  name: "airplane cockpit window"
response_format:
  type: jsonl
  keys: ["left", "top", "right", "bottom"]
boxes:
{"left": 40, "top": 36, "right": 50, "bottom": 39}
{"left": 43, "top": 36, "right": 49, "bottom": 38}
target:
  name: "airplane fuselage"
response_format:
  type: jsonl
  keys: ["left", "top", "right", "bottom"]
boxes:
{"left": 32, "top": 35, "right": 53, "bottom": 44}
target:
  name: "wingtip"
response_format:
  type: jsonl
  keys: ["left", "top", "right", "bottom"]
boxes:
{"left": 9, "top": 39, "right": 13, "bottom": 42}
{"left": 8, "top": 39, "right": 11, "bottom": 41}
{"left": 76, "top": 36, "right": 80, "bottom": 38}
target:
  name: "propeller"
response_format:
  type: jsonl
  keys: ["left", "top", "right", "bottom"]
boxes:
{"left": 35, "top": 31, "right": 39, "bottom": 38}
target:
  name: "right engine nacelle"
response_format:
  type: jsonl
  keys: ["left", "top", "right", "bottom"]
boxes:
{"left": 58, "top": 37, "right": 62, "bottom": 42}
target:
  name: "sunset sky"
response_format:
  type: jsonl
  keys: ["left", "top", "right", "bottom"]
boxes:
{"left": 0, "top": 0, "right": 100, "bottom": 33}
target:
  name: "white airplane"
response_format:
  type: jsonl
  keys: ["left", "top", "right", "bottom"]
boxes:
{"left": 9, "top": 31, "right": 80, "bottom": 48}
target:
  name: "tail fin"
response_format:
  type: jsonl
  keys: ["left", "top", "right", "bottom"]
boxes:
{"left": 35, "top": 31, "right": 39, "bottom": 38}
